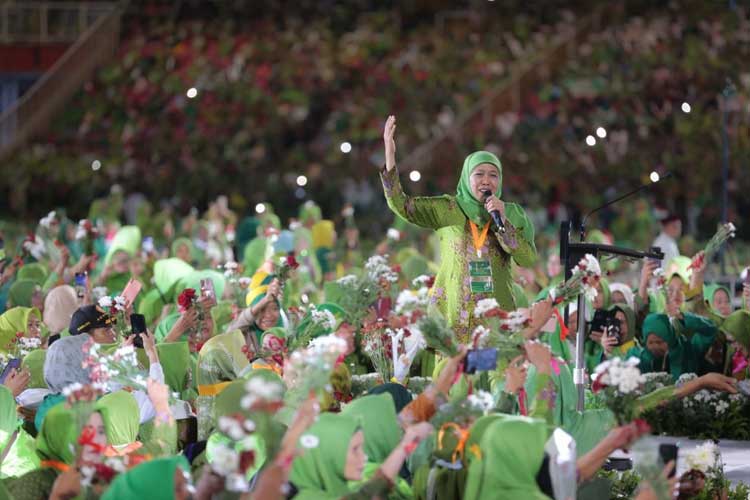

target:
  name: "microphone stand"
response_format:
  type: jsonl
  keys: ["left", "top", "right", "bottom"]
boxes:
{"left": 561, "top": 174, "right": 670, "bottom": 411}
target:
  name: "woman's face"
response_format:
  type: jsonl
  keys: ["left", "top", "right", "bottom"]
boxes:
{"left": 90, "top": 325, "right": 116, "bottom": 344}
{"left": 263, "top": 334, "right": 285, "bottom": 353}
{"left": 81, "top": 412, "right": 107, "bottom": 463}
{"left": 343, "top": 431, "right": 367, "bottom": 481}
{"left": 176, "top": 243, "right": 191, "bottom": 263}
{"left": 566, "top": 311, "right": 578, "bottom": 339}
{"left": 26, "top": 316, "right": 41, "bottom": 338}
{"left": 646, "top": 333, "right": 668, "bottom": 358}
{"left": 257, "top": 301, "right": 280, "bottom": 331}
{"left": 129, "top": 258, "right": 144, "bottom": 277}
{"left": 469, "top": 163, "right": 500, "bottom": 201}
{"left": 667, "top": 277, "right": 685, "bottom": 308}
{"left": 112, "top": 252, "right": 131, "bottom": 274}
{"left": 611, "top": 291, "right": 626, "bottom": 305}
{"left": 712, "top": 289, "right": 731, "bottom": 317}
{"left": 614, "top": 310, "right": 628, "bottom": 338}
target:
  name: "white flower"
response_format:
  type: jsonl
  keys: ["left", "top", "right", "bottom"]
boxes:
{"left": 104, "top": 457, "right": 127, "bottom": 473}
{"left": 245, "top": 377, "right": 284, "bottom": 402}
{"left": 386, "top": 228, "right": 401, "bottom": 241}
{"left": 211, "top": 444, "right": 240, "bottom": 475}
{"left": 307, "top": 334, "right": 348, "bottom": 356}
{"left": 726, "top": 222, "right": 736, "bottom": 234}
{"left": 684, "top": 441, "right": 718, "bottom": 473}
{"left": 583, "top": 285, "right": 599, "bottom": 302}
{"left": 79, "top": 465, "right": 96, "bottom": 487}
{"left": 219, "top": 416, "right": 247, "bottom": 441}
{"left": 471, "top": 326, "right": 491, "bottom": 348}
{"left": 39, "top": 211, "right": 56, "bottom": 228}
{"left": 364, "top": 255, "right": 398, "bottom": 283}
{"left": 239, "top": 277, "right": 251, "bottom": 287}
{"left": 224, "top": 261, "right": 239, "bottom": 271}
{"left": 299, "top": 434, "right": 319, "bottom": 449}
{"left": 580, "top": 254, "right": 602, "bottom": 276}
{"left": 715, "top": 400, "right": 729, "bottom": 416}
{"left": 113, "top": 295, "right": 127, "bottom": 311}
{"left": 62, "top": 382, "right": 84, "bottom": 396}
{"left": 467, "top": 390, "right": 495, "bottom": 412}
{"left": 309, "top": 306, "right": 337, "bottom": 330}
{"left": 98, "top": 296, "right": 113, "bottom": 308}
{"left": 395, "top": 290, "right": 423, "bottom": 314}
{"left": 474, "top": 298, "right": 500, "bottom": 318}
{"left": 412, "top": 275, "right": 432, "bottom": 288}
{"left": 336, "top": 274, "right": 359, "bottom": 287}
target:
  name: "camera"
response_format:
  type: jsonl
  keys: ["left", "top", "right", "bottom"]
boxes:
{"left": 589, "top": 310, "right": 622, "bottom": 346}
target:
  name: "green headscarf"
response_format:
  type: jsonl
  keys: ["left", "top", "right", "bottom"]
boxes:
{"left": 611, "top": 304, "right": 637, "bottom": 345}
{"left": 721, "top": 310, "right": 750, "bottom": 351}
{"left": 102, "top": 455, "right": 190, "bottom": 500}
{"left": 103, "top": 226, "right": 141, "bottom": 266}
{"left": 21, "top": 349, "right": 47, "bottom": 389}
{"left": 35, "top": 402, "right": 79, "bottom": 464}
{"left": 153, "top": 258, "right": 195, "bottom": 302}
{"left": 703, "top": 283, "right": 731, "bottom": 318}
{"left": 0, "top": 307, "right": 41, "bottom": 354}
{"left": 154, "top": 312, "right": 180, "bottom": 343}
{"left": 17, "top": 264, "right": 48, "bottom": 287}
{"left": 94, "top": 391, "right": 140, "bottom": 448}
{"left": 289, "top": 413, "right": 361, "bottom": 500}
{"left": 464, "top": 416, "right": 550, "bottom": 500}
{"left": 155, "top": 342, "right": 192, "bottom": 394}
{"left": 210, "top": 301, "right": 234, "bottom": 335}
{"left": 170, "top": 237, "right": 195, "bottom": 261}
{"left": 0, "top": 385, "right": 39, "bottom": 478}
{"left": 299, "top": 201, "right": 322, "bottom": 226}
{"left": 341, "top": 393, "right": 401, "bottom": 463}
{"left": 665, "top": 256, "right": 692, "bottom": 286}
{"left": 8, "top": 281, "right": 40, "bottom": 308}
{"left": 597, "top": 278, "right": 611, "bottom": 310}
{"left": 455, "top": 151, "right": 502, "bottom": 226}
{"left": 642, "top": 314, "right": 678, "bottom": 348}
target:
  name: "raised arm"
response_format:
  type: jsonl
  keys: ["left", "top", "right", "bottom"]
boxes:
{"left": 381, "top": 116, "right": 464, "bottom": 230}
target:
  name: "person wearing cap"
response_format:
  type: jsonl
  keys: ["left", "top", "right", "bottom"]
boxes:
{"left": 652, "top": 213, "right": 681, "bottom": 267}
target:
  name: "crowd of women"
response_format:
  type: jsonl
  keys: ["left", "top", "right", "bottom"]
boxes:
{"left": 0, "top": 133, "right": 747, "bottom": 499}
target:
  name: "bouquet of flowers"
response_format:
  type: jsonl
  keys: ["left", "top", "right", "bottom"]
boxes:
{"left": 211, "top": 377, "right": 286, "bottom": 492}
{"left": 549, "top": 254, "right": 601, "bottom": 306}
{"left": 282, "top": 334, "right": 349, "bottom": 413}
{"left": 689, "top": 222, "right": 736, "bottom": 270}
{"left": 75, "top": 219, "right": 99, "bottom": 256}
{"left": 276, "top": 253, "right": 300, "bottom": 287}
{"left": 223, "top": 261, "right": 251, "bottom": 308}
{"left": 20, "top": 234, "right": 46, "bottom": 261}
{"left": 472, "top": 299, "right": 529, "bottom": 372}
{"left": 285, "top": 304, "right": 337, "bottom": 352}
{"left": 82, "top": 338, "right": 149, "bottom": 393}
{"left": 365, "top": 254, "right": 400, "bottom": 286}
{"left": 177, "top": 288, "right": 208, "bottom": 353}
{"left": 417, "top": 310, "right": 460, "bottom": 357}
{"left": 97, "top": 295, "right": 129, "bottom": 340}
{"left": 591, "top": 357, "right": 646, "bottom": 425}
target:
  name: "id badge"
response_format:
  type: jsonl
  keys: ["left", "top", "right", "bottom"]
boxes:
{"left": 469, "top": 259, "right": 494, "bottom": 294}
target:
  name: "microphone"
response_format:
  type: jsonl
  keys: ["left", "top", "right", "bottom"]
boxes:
{"left": 579, "top": 171, "right": 673, "bottom": 241}
{"left": 481, "top": 190, "right": 506, "bottom": 233}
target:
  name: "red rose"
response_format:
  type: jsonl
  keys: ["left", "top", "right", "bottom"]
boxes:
{"left": 591, "top": 375, "right": 607, "bottom": 393}
{"left": 286, "top": 254, "right": 299, "bottom": 269}
{"left": 392, "top": 265, "right": 401, "bottom": 274}
{"left": 426, "top": 276, "right": 436, "bottom": 288}
{"left": 239, "top": 450, "right": 256, "bottom": 473}
{"left": 178, "top": 288, "right": 197, "bottom": 312}
{"left": 92, "top": 463, "right": 118, "bottom": 483}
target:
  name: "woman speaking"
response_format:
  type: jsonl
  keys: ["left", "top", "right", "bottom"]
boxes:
{"left": 380, "top": 115, "right": 537, "bottom": 341}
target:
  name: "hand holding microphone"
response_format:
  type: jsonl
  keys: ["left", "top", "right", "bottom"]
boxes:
{"left": 481, "top": 190, "right": 506, "bottom": 233}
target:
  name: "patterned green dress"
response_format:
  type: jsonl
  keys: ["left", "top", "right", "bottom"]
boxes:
{"left": 380, "top": 163, "right": 537, "bottom": 342}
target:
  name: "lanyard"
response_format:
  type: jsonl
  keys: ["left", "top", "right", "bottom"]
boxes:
{"left": 469, "top": 221, "right": 491, "bottom": 258}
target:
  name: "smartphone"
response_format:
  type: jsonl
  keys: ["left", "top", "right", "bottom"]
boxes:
{"left": 605, "top": 316, "right": 623, "bottom": 346}
{"left": 129, "top": 313, "right": 147, "bottom": 349}
{"left": 658, "top": 443, "right": 679, "bottom": 478}
{"left": 74, "top": 272, "right": 87, "bottom": 299}
{"left": 200, "top": 278, "right": 217, "bottom": 307}
{"left": 121, "top": 279, "right": 142, "bottom": 307}
{"left": 0, "top": 359, "right": 22, "bottom": 384}
{"left": 464, "top": 348, "right": 498, "bottom": 374}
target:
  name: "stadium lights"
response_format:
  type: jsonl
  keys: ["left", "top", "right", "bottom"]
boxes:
{"left": 91, "top": 160, "right": 101, "bottom": 171}
{"left": 340, "top": 142, "right": 352, "bottom": 153}
{"left": 585, "top": 135, "right": 596, "bottom": 146}
{"left": 649, "top": 171, "right": 660, "bottom": 183}
{"left": 596, "top": 127, "right": 607, "bottom": 138}
{"left": 681, "top": 102, "right": 691, "bottom": 113}
{"left": 409, "top": 170, "right": 421, "bottom": 182}
{"left": 186, "top": 87, "right": 198, "bottom": 99}
{"left": 255, "top": 203, "right": 266, "bottom": 214}
{"left": 296, "top": 175, "right": 308, "bottom": 187}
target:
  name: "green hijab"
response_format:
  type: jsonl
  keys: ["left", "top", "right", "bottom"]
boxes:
{"left": 665, "top": 256, "right": 692, "bottom": 286}
{"left": 170, "top": 237, "right": 195, "bottom": 261}
{"left": 464, "top": 416, "right": 550, "bottom": 500}
{"left": 0, "top": 386, "right": 38, "bottom": 479}
{"left": 94, "top": 391, "right": 140, "bottom": 448}
{"left": 611, "top": 304, "right": 637, "bottom": 344}
{"left": 21, "top": 349, "right": 47, "bottom": 389}
{"left": 721, "top": 310, "right": 750, "bottom": 351}
{"left": 8, "top": 281, "right": 40, "bottom": 308}
{"left": 153, "top": 258, "right": 195, "bottom": 302}
{"left": 155, "top": 342, "right": 192, "bottom": 394}
{"left": 102, "top": 455, "right": 190, "bottom": 500}
{"left": 154, "top": 312, "right": 181, "bottom": 343}
{"left": 642, "top": 313, "right": 678, "bottom": 348}
{"left": 0, "top": 307, "right": 41, "bottom": 354}
{"left": 17, "top": 264, "right": 48, "bottom": 287}
{"left": 210, "top": 301, "right": 234, "bottom": 335}
{"left": 341, "top": 393, "right": 401, "bottom": 463}
{"left": 704, "top": 283, "right": 731, "bottom": 318}
{"left": 289, "top": 413, "right": 361, "bottom": 500}
{"left": 455, "top": 151, "right": 502, "bottom": 226}
{"left": 103, "top": 226, "right": 141, "bottom": 266}
{"left": 299, "top": 201, "right": 322, "bottom": 226}
{"left": 35, "top": 401, "right": 79, "bottom": 464}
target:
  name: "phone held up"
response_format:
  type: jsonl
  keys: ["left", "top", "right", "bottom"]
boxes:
{"left": 74, "top": 272, "right": 87, "bottom": 299}
{"left": 464, "top": 348, "right": 498, "bottom": 374}
{"left": 129, "top": 313, "right": 147, "bottom": 349}
{"left": 0, "top": 358, "right": 22, "bottom": 384}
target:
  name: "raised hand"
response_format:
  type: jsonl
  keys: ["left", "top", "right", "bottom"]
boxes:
{"left": 383, "top": 115, "right": 397, "bottom": 172}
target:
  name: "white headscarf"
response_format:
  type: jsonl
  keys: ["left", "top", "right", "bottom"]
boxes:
{"left": 608, "top": 282, "right": 635, "bottom": 310}
{"left": 43, "top": 285, "right": 78, "bottom": 335}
